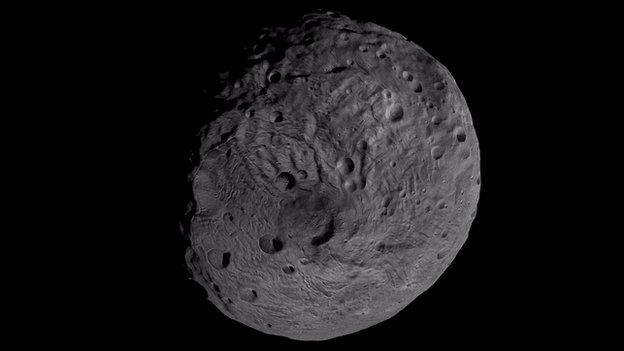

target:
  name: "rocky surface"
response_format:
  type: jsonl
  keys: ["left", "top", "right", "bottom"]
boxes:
{"left": 183, "top": 10, "right": 480, "bottom": 340}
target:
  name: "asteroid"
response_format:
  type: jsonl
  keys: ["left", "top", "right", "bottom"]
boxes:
{"left": 183, "top": 10, "right": 480, "bottom": 340}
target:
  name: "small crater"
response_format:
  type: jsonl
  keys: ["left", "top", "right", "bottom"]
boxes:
{"left": 275, "top": 172, "right": 296, "bottom": 191}
{"left": 221, "top": 252, "right": 231, "bottom": 268}
{"left": 297, "top": 170, "right": 308, "bottom": 179}
{"left": 212, "top": 283, "right": 221, "bottom": 293}
{"left": 385, "top": 135, "right": 394, "bottom": 146}
{"left": 245, "top": 109, "right": 255, "bottom": 118}
{"left": 357, "top": 140, "right": 368, "bottom": 151}
{"left": 382, "top": 89, "right": 392, "bottom": 99}
{"left": 433, "top": 81, "right": 446, "bottom": 90}
{"left": 336, "top": 157, "right": 355, "bottom": 175}
{"left": 376, "top": 242, "right": 386, "bottom": 252}
{"left": 270, "top": 111, "right": 283, "bottom": 123}
{"left": 240, "top": 288, "right": 258, "bottom": 302}
{"left": 432, "top": 115, "right": 444, "bottom": 126}
{"left": 259, "top": 235, "right": 283, "bottom": 254}
{"left": 386, "top": 104, "right": 404, "bottom": 122}
{"left": 431, "top": 146, "right": 445, "bottom": 160}
{"left": 207, "top": 249, "right": 229, "bottom": 269}
{"left": 223, "top": 212, "right": 234, "bottom": 222}
{"left": 412, "top": 81, "right": 423, "bottom": 92}
{"left": 401, "top": 71, "right": 413, "bottom": 81}
{"left": 267, "top": 71, "right": 281, "bottom": 83}
{"left": 282, "top": 265, "right": 296, "bottom": 274}
{"left": 454, "top": 127, "right": 467, "bottom": 142}
{"left": 344, "top": 179, "right": 356, "bottom": 192}
{"left": 311, "top": 219, "right": 335, "bottom": 246}
{"left": 376, "top": 50, "right": 386, "bottom": 58}
{"left": 325, "top": 66, "right": 347, "bottom": 74}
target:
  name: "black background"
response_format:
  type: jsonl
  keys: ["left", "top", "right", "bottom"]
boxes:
{"left": 93, "top": 1, "right": 598, "bottom": 347}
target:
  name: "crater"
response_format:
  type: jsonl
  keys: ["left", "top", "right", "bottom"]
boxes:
{"left": 222, "top": 252, "right": 231, "bottom": 268}
{"left": 282, "top": 265, "right": 296, "bottom": 274}
{"left": 344, "top": 179, "right": 356, "bottom": 192}
{"left": 336, "top": 157, "right": 355, "bottom": 175}
{"left": 431, "top": 146, "right": 445, "bottom": 160}
{"left": 311, "top": 219, "right": 335, "bottom": 246}
{"left": 412, "top": 81, "right": 423, "bottom": 92}
{"left": 207, "top": 249, "right": 230, "bottom": 269}
{"left": 437, "top": 249, "right": 450, "bottom": 259}
{"left": 454, "top": 126, "right": 467, "bottom": 142}
{"left": 267, "top": 71, "right": 281, "bottom": 83}
{"left": 386, "top": 104, "right": 404, "bottom": 122}
{"left": 357, "top": 140, "right": 368, "bottom": 151}
{"left": 240, "top": 288, "right": 258, "bottom": 302}
{"left": 325, "top": 65, "right": 348, "bottom": 74}
{"left": 275, "top": 172, "right": 296, "bottom": 191}
{"left": 432, "top": 115, "right": 444, "bottom": 126}
{"left": 271, "top": 111, "right": 283, "bottom": 123}
{"left": 259, "top": 235, "right": 284, "bottom": 254}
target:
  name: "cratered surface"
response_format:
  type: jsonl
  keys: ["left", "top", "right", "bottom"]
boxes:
{"left": 184, "top": 10, "right": 481, "bottom": 340}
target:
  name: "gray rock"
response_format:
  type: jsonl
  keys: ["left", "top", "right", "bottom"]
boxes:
{"left": 184, "top": 10, "right": 480, "bottom": 340}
